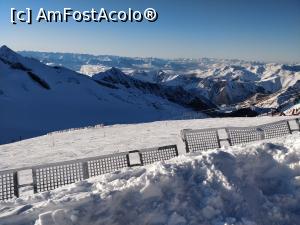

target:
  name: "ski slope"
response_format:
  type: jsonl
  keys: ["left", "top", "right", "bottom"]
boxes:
{"left": 0, "top": 116, "right": 299, "bottom": 171}
{"left": 0, "top": 128, "right": 299, "bottom": 225}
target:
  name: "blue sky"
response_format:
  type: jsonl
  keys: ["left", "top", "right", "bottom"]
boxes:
{"left": 0, "top": 0, "right": 300, "bottom": 63}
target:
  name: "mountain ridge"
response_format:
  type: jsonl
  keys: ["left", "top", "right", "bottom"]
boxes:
{"left": 0, "top": 46, "right": 204, "bottom": 145}
{"left": 19, "top": 49, "right": 300, "bottom": 112}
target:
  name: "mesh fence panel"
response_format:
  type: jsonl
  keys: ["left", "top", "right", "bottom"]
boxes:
{"left": 33, "top": 162, "right": 84, "bottom": 193}
{"left": 183, "top": 129, "right": 220, "bottom": 152}
{"left": 0, "top": 171, "right": 18, "bottom": 201}
{"left": 226, "top": 127, "right": 263, "bottom": 145}
{"left": 140, "top": 145, "right": 178, "bottom": 165}
{"left": 262, "top": 121, "right": 291, "bottom": 139}
{"left": 87, "top": 154, "right": 128, "bottom": 177}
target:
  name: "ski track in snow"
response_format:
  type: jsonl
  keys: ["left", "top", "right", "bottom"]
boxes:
{"left": 0, "top": 130, "right": 299, "bottom": 225}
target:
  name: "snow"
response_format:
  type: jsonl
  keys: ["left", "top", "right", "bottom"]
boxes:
{"left": 0, "top": 46, "right": 199, "bottom": 145}
{"left": 79, "top": 64, "right": 110, "bottom": 76}
{"left": 0, "top": 131, "right": 299, "bottom": 225}
{"left": 19, "top": 50, "right": 300, "bottom": 110}
{"left": 284, "top": 103, "right": 300, "bottom": 116}
{"left": 1, "top": 47, "right": 299, "bottom": 224}
{"left": 1, "top": 116, "right": 298, "bottom": 171}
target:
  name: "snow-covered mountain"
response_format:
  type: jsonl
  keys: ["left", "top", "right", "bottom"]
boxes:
{"left": 19, "top": 50, "right": 210, "bottom": 74}
{"left": 92, "top": 67, "right": 215, "bottom": 113}
{"left": 19, "top": 51, "right": 300, "bottom": 113}
{"left": 0, "top": 46, "right": 205, "bottom": 145}
{"left": 129, "top": 64, "right": 300, "bottom": 111}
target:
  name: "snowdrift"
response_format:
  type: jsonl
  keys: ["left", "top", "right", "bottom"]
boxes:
{"left": 0, "top": 133, "right": 299, "bottom": 225}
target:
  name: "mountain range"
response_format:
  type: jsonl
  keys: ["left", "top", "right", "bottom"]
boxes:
{"left": 0, "top": 46, "right": 299, "bottom": 144}
{"left": 20, "top": 50, "right": 300, "bottom": 112}
{"left": 0, "top": 46, "right": 207, "bottom": 144}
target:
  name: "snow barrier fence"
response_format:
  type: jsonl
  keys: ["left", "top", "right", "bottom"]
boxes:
{"left": 0, "top": 145, "right": 178, "bottom": 201}
{"left": 181, "top": 119, "right": 300, "bottom": 153}
{"left": 1, "top": 118, "right": 299, "bottom": 201}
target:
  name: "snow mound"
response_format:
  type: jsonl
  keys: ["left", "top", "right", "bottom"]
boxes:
{"left": 0, "top": 133, "right": 299, "bottom": 225}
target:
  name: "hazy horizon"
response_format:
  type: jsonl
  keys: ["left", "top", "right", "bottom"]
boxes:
{"left": 1, "top": 0, "right": 300, "bottom": 63}
{"left": 4, "top": 45, "right": 299, "bottom": 65}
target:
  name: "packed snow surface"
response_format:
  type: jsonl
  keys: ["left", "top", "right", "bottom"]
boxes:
{"left": 0, "top": 132, "right": 300, "bottom": 225}
{"left": 0, "top": 116, "right": 299, "bottom": 171}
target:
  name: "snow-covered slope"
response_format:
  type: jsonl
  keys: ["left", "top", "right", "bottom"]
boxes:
{"left": 1, "top": 116, "right": 298, "bottom": 171}
{"left": 0, "top": 46, "right": 201, "bottom": 145}
{"left": 283, "top": 103, "right": 300, "bottom": 116}
{"left": 160, "top": 64, "right": 300, "bottom": 109}
{"left": 0, "top": 131, "right": 299, "bottom": 225}
{"left": 92, "top": 67, "right": 215, "bottom": 113}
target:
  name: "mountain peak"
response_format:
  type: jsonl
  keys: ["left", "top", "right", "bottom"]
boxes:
{"left": 0, "top": 45, "right": 22, "bottom": 63}
{"left": 92, "top": 67, "right": 131, "bottom": 84}
{"left": 0, "top": 45, "right": 10, "bottom": 50}
{"left": 108, "top": 67, "right": 124, "bottom": 75}
{"left": 0, "top": 45, "right": 15, "bottom": 54}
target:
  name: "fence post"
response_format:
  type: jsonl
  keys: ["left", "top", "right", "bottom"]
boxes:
{"left": 13, "top": 172, "right": 19, "bottom": 198}
{"left": 82, "top": 162, "right": 89, "bottom": 179}
{"left": 183, "top": 139, "right": 189, "bottom": 153}
{"left": 32, "top": 169, "right": 38, "bottom": 194}
{"left": 180, "top": 130, "right": 190, "bottom": 153}
{"left": 216, "top": 129, "right": 222, "bottom": 148}
{"left": 297, "top": 118, "right": 300, "bottom": 131}
{"left": 126, "top": 154, "right": 131, "bottom": 167}
{"left": 286, "top": 120, "right": 292, "bottom": 134}
{"left": 139, "top": 152, "right": 144, "bottom": 166}
{"left": 257, "top": 127, "right": 265, "bottom": 140}
{"left": 173, "top": 145, "right": 179, "bottom": 156}
{"left": 225, "top": 129, "right": 233, "bottom": 146}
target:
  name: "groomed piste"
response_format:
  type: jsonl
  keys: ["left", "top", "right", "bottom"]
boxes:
{"left": 0, "top": 129, "right": 299, "bottom": 225}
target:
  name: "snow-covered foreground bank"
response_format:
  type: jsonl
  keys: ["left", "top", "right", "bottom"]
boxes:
{"left": 0, "top": 116, "right": 299, "bottom": 171}
{"left": 0, "top": 133, "right": 300, "bottom": 225}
